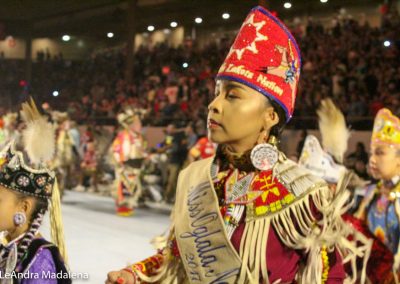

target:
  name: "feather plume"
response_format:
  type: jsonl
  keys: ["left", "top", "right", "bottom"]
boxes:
{"left": 20, "top": 98, "right": 56, "bottom": 165}
{"left": 317, "top": 98, "right": 350, "bottom": 163}
{"left": 2, "top": 112, "right": 18, "bottom": 128}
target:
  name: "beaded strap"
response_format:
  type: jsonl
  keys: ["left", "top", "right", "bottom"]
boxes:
{"left": 123, "top": 267, "right": 139, "bottom": 283}
{"left": 17, "top": 210, "right": 45, "bottom": 262}
{"left": 321, "top": 245, "right": 330, "bottom": 284}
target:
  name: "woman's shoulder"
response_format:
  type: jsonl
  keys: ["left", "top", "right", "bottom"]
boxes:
{"left": 20, "top": 239, "right": 71, "bottom": 283}
{"left": 25, "top": 246, "right": 56, "bottom": 273}
{"left": 273, "top": 155, "right": 329, "bottom": 197}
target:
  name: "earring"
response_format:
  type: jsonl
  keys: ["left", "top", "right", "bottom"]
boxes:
{"left": 251, "top": 135, "right": 279, "bottom": 171}
{"left": 13, "top": 212, "right": 27, "bottom": 226}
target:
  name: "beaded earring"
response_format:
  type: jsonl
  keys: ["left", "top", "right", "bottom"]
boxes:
{"left": 13, "top": 212, "right": 27, "bottom": 226}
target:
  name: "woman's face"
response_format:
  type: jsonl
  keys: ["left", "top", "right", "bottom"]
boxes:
{"left": 207, "top": 80, "right": 270, "bottom": 152}
{"left": 369, "top": 144, "right": 400, "bottom": 180}
{"left": 0, "top": 186, "right": 20, "bottom": 232}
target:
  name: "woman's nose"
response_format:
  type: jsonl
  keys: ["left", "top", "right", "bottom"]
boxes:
{"left": 369, "top": 155, "right": 376, "bottom": 166}
{"left": 208, "top": 95, "right": 222, "bottom": 114}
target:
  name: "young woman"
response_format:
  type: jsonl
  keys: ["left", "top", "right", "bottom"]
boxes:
{"left": 107, "top": 6, "right": 360, "bottom": 284}
{"left": 0, "top": 99, "right": 70, "bottom": 283}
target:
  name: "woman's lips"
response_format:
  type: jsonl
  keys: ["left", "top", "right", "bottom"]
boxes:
{"left": 208, "top": 119, "right": 222, "bottom": 129}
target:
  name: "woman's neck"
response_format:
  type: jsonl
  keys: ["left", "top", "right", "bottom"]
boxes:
{"left": 224, "top": 144, "right": 252, "bottom": 156}
{"left": 224, "top": 129, "right": 272, "bottom": 154}
{"left": 381, "top": 175, "right": 400, "bottom": 189}
{"left": 220, "top": 145, "right": 255, "bottom": 172}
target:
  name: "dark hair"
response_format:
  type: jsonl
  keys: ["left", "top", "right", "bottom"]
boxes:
{"left": 266, "top": 98, "right": 287, "bottom": 138}
{"left": 14, "top": 192, "right": 49, "bottom": 224}
{"left": 13, "top": 192, "right": 49, "bottom": 264}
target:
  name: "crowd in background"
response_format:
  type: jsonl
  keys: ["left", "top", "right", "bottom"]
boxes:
{"left": 0, "top": 10, "right": 399, "bottom": 131}
{"left": 0, "top": 9, "right": 399, "bottom": 199}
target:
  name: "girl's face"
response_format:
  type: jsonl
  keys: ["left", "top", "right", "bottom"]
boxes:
{"left": 207, "top": 80, "right": 272, "bottom": 153}
{"left": 369, "top": 144, "right": 400, "bottom": 180}
{"left": 0, "top": 186, "right": 21, "bottom": 232}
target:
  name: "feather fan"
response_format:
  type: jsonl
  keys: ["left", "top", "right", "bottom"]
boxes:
{"left": 317, "top": 98, "right": 350, "bottom": 164}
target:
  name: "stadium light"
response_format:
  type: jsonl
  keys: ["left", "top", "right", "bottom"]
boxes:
{"left": 107, "top": 32, "right": 114, "bottom": 38}
{"left": 284, "top": 2, "right": 292, "bottom": 9}
{"left": 62, "top": 35, "right": 70, "bottom": 42}
{"left": 384, "top": 40, "right": 391, "bottom": 47}
{"left": 147, "top": 25, "right": 155, "bottom": 32}
{"left": 182, "top": 62, "right": 189, "bottom": 68}
{"left": 222, "top": 13, "right": 230, "bottom": 20}
{"left": 52, "top": 91, "right": 59, "bottom": 97}
{"left": 170, "top": 21, "right": 178, "bottom": 28}
{"left": 195, "top": 17, "right": 203, "bottom": 24}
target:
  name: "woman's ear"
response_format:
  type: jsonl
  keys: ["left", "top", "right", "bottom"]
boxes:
{"left": 16, "top": 198, "right": 34, "bottom": 217}
{"left": 263, "top": 106, "right": 280, "bottom": 130}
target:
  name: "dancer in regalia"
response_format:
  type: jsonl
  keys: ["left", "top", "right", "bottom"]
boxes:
{"left": 111, "top": 108, "right": 146, "bottom": 216}
{"left": 107, "top": 6, "right": 364, "bottom": 284}
{"left": 354, "top": 108, "right": 400, "bottom": 283}
{"left": 0, "top": 99, "right": 70, "bottom": 283}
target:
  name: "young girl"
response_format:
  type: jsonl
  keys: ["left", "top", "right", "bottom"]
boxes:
{"left": 355, "top": 108, "right": 400, "bottom": 282}
{"left": 0, "top": 99, "right": 70, "bottom": 283}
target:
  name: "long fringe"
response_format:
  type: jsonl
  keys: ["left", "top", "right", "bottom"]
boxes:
{"left": 239, "top": 164, "right": 371, "bottom": 283}
{"left": 238, "top": 218, "right": 270, "bottom": 284}
{"left": 50, "top": 178, "right": 67, "bottom": 264}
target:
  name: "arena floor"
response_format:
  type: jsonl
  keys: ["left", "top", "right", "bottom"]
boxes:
{"left": 41, "top": 191, "right": 170, "bottom": 284}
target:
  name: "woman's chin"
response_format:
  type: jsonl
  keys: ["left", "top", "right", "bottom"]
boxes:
{"left": 208, "top": 132, "right": 225, "bottom": 144}
{"left": 370, "top": 171, "right": 381, "bottom": 180}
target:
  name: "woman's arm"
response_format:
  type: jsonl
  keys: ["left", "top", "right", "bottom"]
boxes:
{"left": 106, "top": 229, "right": 181, "bottom": 284}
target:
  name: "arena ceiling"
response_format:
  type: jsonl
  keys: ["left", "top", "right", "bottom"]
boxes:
{"left": 0, "top": 0, "right": 382, "bottom": 40}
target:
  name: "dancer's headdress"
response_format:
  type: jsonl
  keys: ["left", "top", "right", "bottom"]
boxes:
{"left": 371, "top": 108, "right": 400, "bottom": 148}
{"left": 216, "top": 6, "right": 301, "bottom": 122}
{"left": 0, "top": 98, "right": 67, "bottom": 261}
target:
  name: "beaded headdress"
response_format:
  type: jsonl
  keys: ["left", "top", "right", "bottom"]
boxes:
{"left": 216, "top": 6, "right": 301, "bottom": 122}
{"left": 0, "top": 98, "right": 66, "bottom": 261}
{"left": 0, "top": 100, "right": 56, "bottom": 198}
{"left": 371, "top": 108, "right": 400, "bottom": 147}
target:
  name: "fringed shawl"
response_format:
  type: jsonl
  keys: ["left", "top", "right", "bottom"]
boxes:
{"left": 135, "top": 154, "right": 371, "bottom": 284}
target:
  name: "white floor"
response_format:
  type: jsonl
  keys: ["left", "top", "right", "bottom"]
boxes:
{"left": 41, "top": 191, "right": 171, "bottom": 284}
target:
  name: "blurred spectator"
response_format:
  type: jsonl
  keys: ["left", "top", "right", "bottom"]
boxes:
{"left": 346, "top": 142, "right": 369, "bottom": 172}
{"left": 0, "top": 10, "right": 398, "bottom": 131}
{"left": 158, "top": 124, "right": 188, "bottom": 203}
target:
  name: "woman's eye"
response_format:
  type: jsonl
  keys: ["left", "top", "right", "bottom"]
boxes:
{"left": 226, "top": 94, "right": 238, "bottom": 99}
